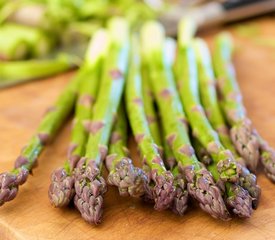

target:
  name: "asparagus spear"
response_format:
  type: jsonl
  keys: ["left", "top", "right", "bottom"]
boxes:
{"left": 0, "top": 67, "right": 81, "bottom": 207}
{"left": 48, "top": 29, "right": 109, "bottom": 207}
{"left": 74, "top": 17, "right": 130, "bottom": 225}
{"left": 175, "top": 26, "right": 240, "bottom": 183}
{"left": 0, "top": 55, "right": 75, "bottom": 88}
{"left": 212, "top": 32, "right": 260, "bottom": 171}
{"left": 192, "top": 137, "right": 253, "bottom": 217}
{"left": 126, "top": 34, "right": 175, "bottom": 211}
{"left": 141, "top": 21, "right": 230, "bottom": 220}
{"left": 106, "top": 104, "right": 147, "bottom": 198}
{"left": 193, "top": 38, "right": 261, "bottom": 209}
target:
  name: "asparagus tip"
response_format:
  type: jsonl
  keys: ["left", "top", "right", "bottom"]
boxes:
{"left": 258, "top": 140, "right": 275, "bottom": 182}
{"left": 74, "top": 159, "right": 107, "bottom": 225}
{"left": 217, "top": 153, "right": 241, "bottom": 183}
{"left": 238, "top": 164, "right": 261, "bottom": 209}
{"left": 48, "top": 168, "right": 75, "bottom": 207}
{"left": 107, "top": 158, "right": 148, "bottom": 198}
{"left": 184, "top": 166, "right": 231, "bottom": 221}
{"left": 227, "top": 184, "right": 253, "bottom": 218}
{"left": 171, "top": 174, "right": 188, "bottom": 216}
{"left": 230, "top": 118, "right": 260, "bottom": 171}
{"left": 0, "top": 168, "right": 28, "bottom": 206}
{"left": 145, "top": 170, "right": 176, "bottom": 211}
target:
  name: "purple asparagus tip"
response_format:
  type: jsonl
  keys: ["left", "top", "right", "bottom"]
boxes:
{"left": 238, "top": 163, "right": 261, "bottom": 209}
{"left": 257, "top": 138, "right": 275, "bottom": 182}
{"left": 107, "top": 158, "right": 147, "bottom": 198}
{"left": 183, "top": 166, "right": 231, "bottom": 221}
{"left": 230, "top": 118, "right": 260, "bottom": 171}
{"left": 0, "top": 168, "right": 29, "bottom": 206}
{"left": 74, "top": 158, "right": 107, "bottom": 225}
{"left": 171, "top": 174, "right": 188, "bottom": 216}
{"left": 144, "top": 169, "right": 176, "bottom": 211}
{"left": 48, "top": 168, "right": 75, "bottom": 207}
{"left": 226, "top": 184, "right": 253, "bottom": 218}
{"left": 216, "top": 151, "right": 241, "bottom": 183}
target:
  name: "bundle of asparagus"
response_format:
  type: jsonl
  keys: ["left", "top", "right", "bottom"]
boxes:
{"left": 1, "top": 16, "right": 275, "bottom": 225}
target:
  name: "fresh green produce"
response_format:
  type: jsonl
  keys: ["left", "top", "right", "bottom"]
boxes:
{"left": 0, "top": 55, "right": 75, "bottom": 88}
{"left": 1, "top": 23, "right": 53, "bottom": 58}
{"left": 141, "top": 21, "right": 230, "bottom": 221}
{"left": 191, "top": 137, "right": 253, "bottom": 217}
{"left": 193, "top": 38, "right": 261, "bottom": 209}
{"left": 0, "top": 64, "right": 81, "bottom": 206}
{"left": 212, "top": 32, "right": 260, "bottom": 171}
{"left": 0, "top": 28, "right": 29, "bottom": 60}
{"left": 106, "top": 104, "right": 147, "bottom": 198}
{"left": 48, "top": 29, "right": 109, "bottom": 207}
{"left": 126, "top": 34, "right": 175, "bottom": 211}
{"left": 175, "top": 24, "right": 240, "bottom": 184}
{"left": 73, "top": 17, "right": 130, "bottom": 225}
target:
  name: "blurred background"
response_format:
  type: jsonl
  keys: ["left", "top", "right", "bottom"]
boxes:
{"left": 1, "top": 0, "right": 275, "bottom": 87}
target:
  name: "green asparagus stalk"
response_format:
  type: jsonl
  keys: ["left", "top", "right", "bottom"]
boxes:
{"left": 0, "top": 55, "right": 75, "bottom": 88}
{"left": 126, "top": 34, "right": 175, "bottom": 211}
{"left": 74, "top": 17, "right": 130, "bottom": 225}
{"left": 193, "top": 38, "right": 261, "bottom": 209}
{"left": 175, "top": 25, "right": 240, "bottom": 183}
{"left": 48, "top": 29, "right": 109, "bottom": 207}
{"left": 106, "top": 104, "right": 147, "bottom": 198}
{"left": 192, "top": 137, "right": 253, "bottom": 217}
{"left": 0, "top": 65, "right": 81, "bottom": 207}
{"left": 141, "top": 21, "right": 230, "bottom": 220}
{"left": 212, "top": 32, "right": 260, "bottom": 171}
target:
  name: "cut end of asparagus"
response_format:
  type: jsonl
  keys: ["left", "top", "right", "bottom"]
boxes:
{"left": 48, "top": 168, "right": 75, "bottom": 207}
{"left": 140, "top": 21, "right": 165, "bottom": 58}
{"left": 226, "top": 184, "right": 253, "bottom": 218}
{"left": 107, "top": 158, "right": 148, "bottom": 198}
{"left": 238, "top": 164, "right": 261, "bottom": 209}
{"left": 216, "top": 151, "right": 241, "bottom": 183}
{"left": 178, "top": 17, "right": 197, "bottom": 47}
{"left": 108, "top": 17, "right": 129, "bottom": 46}
{"left": 215, "top": 32, "right": 234, "bottom": 59}
{"left": 183, "top": 166, "right": 231, "bottom": 221}
{"left": 145, "top": 169, "right": 176, "bottom": 211}
{"left": 0, "top": 168, "right": 28, "bottom": 206}
{"left": 171, "top": 174, "right": 188, "bottom": 216}
{"left": 230, "top": 118, "right": 260, "bottom": 172}
{"left": 74, "top": 159, "right": 107, "bottom": 225}
{"left": 85, "top": 29, "right": 110, "bottom": 66}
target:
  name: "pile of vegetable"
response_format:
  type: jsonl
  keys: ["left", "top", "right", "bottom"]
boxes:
{"left": 1, "top": 16, "right": 275, "bottom": 225}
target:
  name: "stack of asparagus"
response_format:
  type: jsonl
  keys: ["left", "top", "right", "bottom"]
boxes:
{"left": 1, "top": 16, "right": 275, "bottom": 225}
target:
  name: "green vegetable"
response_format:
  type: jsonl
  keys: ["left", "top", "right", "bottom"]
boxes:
{"left": 48, "top": 29, "right": 109, "bottom": 208}
{"left": 126, "top": 34, "right": 175, "bottom": 211}
{"left": 193, "top": 38, "right": 261, "bottom": 209}
{"left": 141, "top": 21, "right": 230, "bottom": 221}
{"left": 192, "top": 136, "right": 253, "bottom": 218}
{"left": 0, "top": 62, "right": 81, "bottom": 207}
{"left": 212, "top": 32, "right": 260, "bottom": 171}
{"left": 74, "top": 17, "right": 129, "bottom": 225}
{"left": 175, "top": 26, "right": 240, "bottom": 183}
{"left": 106, "top": 103, "right": 147, "bottom": 198}
{"left": 0, "top": 55, "right": 74, "bottom": 88}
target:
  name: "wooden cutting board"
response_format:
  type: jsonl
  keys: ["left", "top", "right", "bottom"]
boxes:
{"left": 1, "top": 17, "right": 275, "bottom": 240}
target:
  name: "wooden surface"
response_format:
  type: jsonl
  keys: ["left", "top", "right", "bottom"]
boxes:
{"left": 1, "top": 17, "right": 275, "bottom": 240}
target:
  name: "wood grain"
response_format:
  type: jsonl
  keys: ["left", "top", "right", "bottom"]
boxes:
{"left": 1, "top": 17, "right": 275, "bottom": 240}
